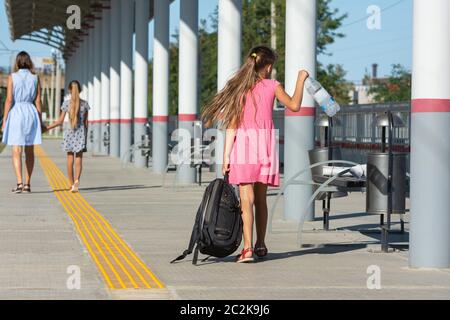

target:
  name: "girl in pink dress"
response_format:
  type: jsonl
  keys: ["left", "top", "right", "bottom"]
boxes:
{"left": 202, "top": 46, "right": 309, "bottom": 263}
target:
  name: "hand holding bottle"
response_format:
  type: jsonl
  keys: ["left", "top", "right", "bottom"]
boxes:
{"left": 299, "top": 70, "right": 309, "bottom": 82}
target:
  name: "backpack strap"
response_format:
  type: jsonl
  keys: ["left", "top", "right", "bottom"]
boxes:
{"left": 192, "top": 245, "right": 200, "bottom": 265}
{"left": 170, "top": 199, "right": 204, "bottom": 264}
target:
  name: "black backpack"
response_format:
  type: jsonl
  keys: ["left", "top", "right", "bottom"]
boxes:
{"left": 171, "top": 174, "right": 243, "bottom": 265}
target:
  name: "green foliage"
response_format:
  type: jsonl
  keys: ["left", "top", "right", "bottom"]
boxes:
{"left": 317, "top": 63, "right": 352, "bottom": 105}
{"left": 368, "top": 64, "right": 411, "bottom": 103}
{"left": 317, "top": 0, "right": 347, "bottom": 56}
{"left": 242, "top": 0, "right": 272, "bottom": 55}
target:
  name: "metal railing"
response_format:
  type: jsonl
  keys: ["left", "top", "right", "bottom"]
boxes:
{"left": 328, "top": 102, "right": 410, "bottom": 151}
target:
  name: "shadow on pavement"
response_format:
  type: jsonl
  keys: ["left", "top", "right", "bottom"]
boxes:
{"left": 189, "top": 243, "right": 368, "bottom": 266}
{"left": 79, "top": 185, "right": 162, "bottom": 192}
{"left": 30, "top": 185, "right": 162, "bottom": 194}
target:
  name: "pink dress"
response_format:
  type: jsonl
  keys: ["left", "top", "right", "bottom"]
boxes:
{"left": 228, "top": 79, "right": 280, "bottom": 187}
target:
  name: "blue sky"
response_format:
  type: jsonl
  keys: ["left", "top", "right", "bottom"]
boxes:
{"left": 0, "top": 0, "right": 412, "bottom": 82}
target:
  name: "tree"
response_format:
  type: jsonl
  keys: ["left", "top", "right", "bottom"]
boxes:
{"left": 368, "top": 64, "right": 411, "bottom": 103}
{"left": 242, "top": 0, "right": 272, "bottom": 56}
{"left": 317, "top": 64, "right": 352, "bottom": 105}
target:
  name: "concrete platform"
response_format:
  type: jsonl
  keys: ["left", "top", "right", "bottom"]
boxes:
{"left": 1, "top": 139, "right": 450, "bottom": 300}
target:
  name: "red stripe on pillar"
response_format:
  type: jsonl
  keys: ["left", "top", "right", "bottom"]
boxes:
{"left": 120, "top": 119, "right": 133, "bottom": 124}
{"left": 285, "top": 107, "right": 315, "bottom": 117}
{"left": 110, "top": 119, "right": 120, "bottom": 124}
{"left": 179, "top": 114, "right": 198, "bottom": 121}
{"left": 134, "top": 118, "right": 148, "bottom": 124}
{"left": 152, "top": 116, "right": 169, "bottom": 122}
{"left": 412, "top": 99, "right": 450, "bottom": 113}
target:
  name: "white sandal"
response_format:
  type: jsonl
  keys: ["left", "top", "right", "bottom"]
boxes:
{"left": 71, "top": 180, "right": 79, "bottom": 193}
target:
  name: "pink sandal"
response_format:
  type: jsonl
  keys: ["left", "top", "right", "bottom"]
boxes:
{"left": 236, "top": 248, "right": 255, "bottom": 263}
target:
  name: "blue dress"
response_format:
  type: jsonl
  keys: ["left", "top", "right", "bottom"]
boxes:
{"left": 2, "top": 69, "right": 42, "bottom": 146}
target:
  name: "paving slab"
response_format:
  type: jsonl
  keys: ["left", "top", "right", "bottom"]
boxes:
{"left": 1, "top": 139, "right": 450, "bottom": 299}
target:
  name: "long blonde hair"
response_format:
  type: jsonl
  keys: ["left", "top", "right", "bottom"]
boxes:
{"left": 68, "top": 80, "right": 81, "bottom": 129}
{"left": 202, "top": 45, "right": 277, "bottom": 129}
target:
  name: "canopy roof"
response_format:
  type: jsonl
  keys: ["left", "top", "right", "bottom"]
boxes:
{"left": 5, "top": 0, "right": 155, "bottom": 60}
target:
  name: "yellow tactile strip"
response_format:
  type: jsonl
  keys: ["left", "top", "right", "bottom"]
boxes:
{"left": 36, "top": 146, "right": 164, "bottom": 290}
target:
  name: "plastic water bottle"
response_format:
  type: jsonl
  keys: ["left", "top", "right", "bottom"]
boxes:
{"left": 305, "top": 78, "right": 340, "bottom": 117}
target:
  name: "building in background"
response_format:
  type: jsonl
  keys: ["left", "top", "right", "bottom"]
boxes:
{"left": 349, "top": 63, "right": 390, "bottom": 105}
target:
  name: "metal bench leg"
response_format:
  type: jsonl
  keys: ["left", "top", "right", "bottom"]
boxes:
{"left": 400, "top": 216, "right": 405, "bottom": 233}
{"left": 323, "top": 193, "right": 331, "bottom": 231}
{"left": 381, "top": 226, "right": 389, "bottom": 252}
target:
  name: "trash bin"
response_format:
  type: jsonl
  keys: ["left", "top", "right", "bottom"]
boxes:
{"left": 308, "top": 147, "right": 347, "bottom": 200}
{"left": 366, "top": 152, "right": 407, "bottom": 215}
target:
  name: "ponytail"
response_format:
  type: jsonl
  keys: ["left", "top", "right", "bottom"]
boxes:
{"left": 68, "top": 81, "right": 81, "bottom": 129}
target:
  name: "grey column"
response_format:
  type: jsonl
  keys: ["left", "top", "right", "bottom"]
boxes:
{"left": 134, "top": 0, "right": 150, "bottom": 168}
{"left": 284, "top": 0, "right": 317, "bottom": 222}
{"left": 109, "top": 0, "right": 121, "bottom": 157}
{"left": 152, "top": 0, "right": 170, "bottom": 173}
{"left": 120, "top": 0, "right": 134, "bottom": 161}
{"left": 409, "top": 0, "right": 450, "bottom": 268}
{"left": 177, "top": 0, "right": 199, "bottom": 184}
{"left": 101, "top": 7, "right": 111, "bottom": 155}
{"left": 93, "top": 17, "right": 102, "bottom": 154}
{"left": 216, "top": 0, "right": 242, "bottom": 177}
{"left": 55, "top": 56, "right": 62, "bottom": 137}
{"left": 88, "top": 28, "right": 95, "bottom": 151}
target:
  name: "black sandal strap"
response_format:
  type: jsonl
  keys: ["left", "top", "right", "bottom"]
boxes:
{"left": 12, "top": 183, "right": 23, "bottom": 192}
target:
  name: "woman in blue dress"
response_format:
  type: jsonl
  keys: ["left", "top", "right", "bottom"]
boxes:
{"left": 1, "top": 51, "right": 42, "bottom": 193}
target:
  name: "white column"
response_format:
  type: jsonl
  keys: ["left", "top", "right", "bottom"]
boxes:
{"left": 134, "top": 0, "right": 150, "bottom": 168}
{"left": 216, "top": 0, "right": 242, "bottom": 177}
{"left": 120, "top": 0, "right": 134, "bottom": 161}
{"left": 284, "top": 0, "right": 317, "bottom": 222}
{"left": 152, "top": 0, "right": 170, "bottom": 173}
{"left": 101, "top": 8, "right": 111, "bottom": 155}
{"left": 81, "top": 40, "right": 88, "bottom": 101}
{"left": 93, "top": 18, "right": 102, "bottom": 154}
{"left": 55, "top": 56, "right": 62, "bottom": 136}
{"left": 49, "top": 59, "right": 55, "bottom": 124}
{"left": 410, "top": 0, "right": 450, "bottom": 268}
{"left": 88, "top": 28, "right": 95, "bottom": 150}
{"left": 177, "top": 0, "right": 199, "bottom": 183}
{"left": 110, "top": 0, "right": 121, "bottom": 157}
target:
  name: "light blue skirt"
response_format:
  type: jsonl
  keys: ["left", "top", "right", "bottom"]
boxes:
{"left": 2, "top": 102, "right": 42, "bottom": 146}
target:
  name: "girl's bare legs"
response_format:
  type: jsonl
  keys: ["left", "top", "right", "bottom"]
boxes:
{"left": 67, "top": 153, "right": 74, "bottom": 187}
{"left": 12, "top": 146, "right": 23, "bottom": 184}
{"left": 24, "top": 146, "right": 34, "bottom": 185}
{"left": 254, "top": 183, "right": 268, "bottom": 249}
{"left": 74, "top": 152, "right": 83, "bottom": 182}
{"left": 239, "top": 183, "right": 255, "bottom": 257}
